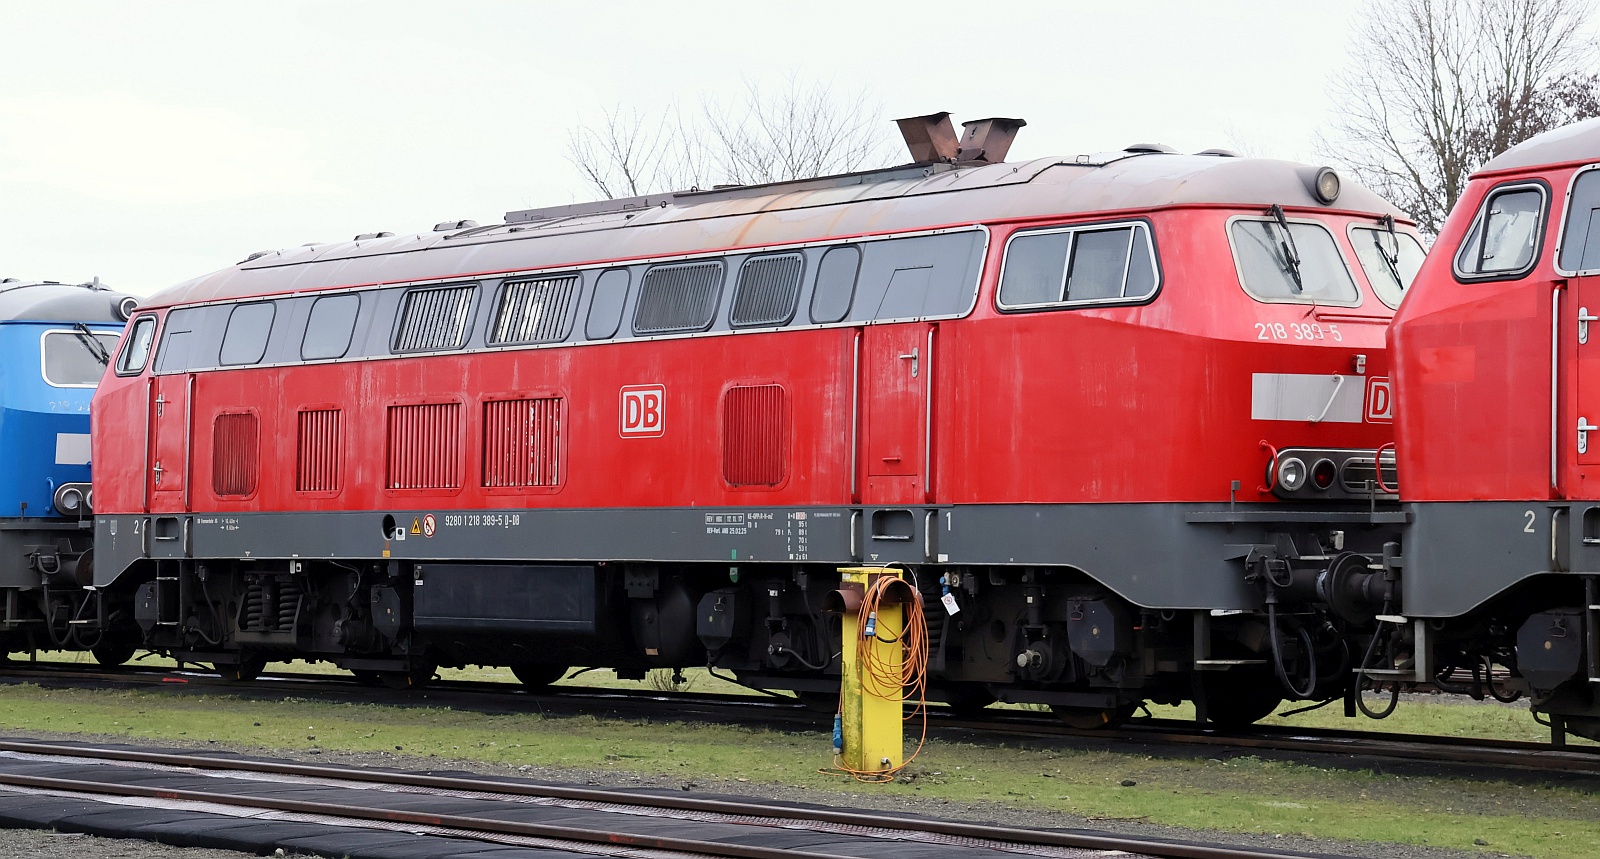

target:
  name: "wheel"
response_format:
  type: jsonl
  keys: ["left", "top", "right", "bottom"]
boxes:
{"left": 939, "top": 684, "right": 997, "bottom": 716}
{"left": 1199, "top": 667, "right": 1284, "bottom": 728}
{"left": 1051, "top": 702, "right": 1137, "bottom": 730}
{"left": 510, "top": 663, "right": 568, "bottom": 688}
{"left": 215, "top": 654, "right": 267, "bottom": 683}
{"left": 377, "top": 661, "right": 436, "bottom": 690}
{"left": 91, "top": 641, "right": 137, "bottom": 668}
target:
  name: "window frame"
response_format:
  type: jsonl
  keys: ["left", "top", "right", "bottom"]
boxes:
{"left": 300, "top": 293, "right": 362, "bottom": 361}
{"left": 808, "top": 244, "right": 861, "bottom": 324}
{"left": 1555, "top": 165, "right": 1600, "bottom": 277}
{"left": 995, "top": 218, "right": 1162, "bottom": 312}
{"left": 219, "top": 301, "right": 278, "bottom": 366}
{"left": 1346, "top": 222, "right": 1428, "bottom": 310}
{"left": 631, "top": 259, "right": 726, "bottom": 335}
{"left": 729, "top": 252, "right": 805, "bottom": 329}
{"left": 39, "top": 328, "right": 119, "bottom": 388}
{"left": 114, "top": 314, "right": 159, "bottom": 377}
{"left": 488, "top": 273, "right": 581, "bottom": 346}
{"left": 1451, "top": 180, "right": 1550, "bottom": 283}
{"left": 1226, "top": 214, "right": 1363, "bottom": 308}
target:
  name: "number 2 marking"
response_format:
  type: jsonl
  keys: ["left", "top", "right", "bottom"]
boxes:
{"left": 1524, "top": 510, "right": 1536, "bottom": 533}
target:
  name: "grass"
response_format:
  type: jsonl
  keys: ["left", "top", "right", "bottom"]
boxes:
{"left": 0, "top": 683, "right": 1593, "bottom": 857}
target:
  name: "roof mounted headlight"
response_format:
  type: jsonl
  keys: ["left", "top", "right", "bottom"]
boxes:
{"left": 116, "top": 295, "right": 139, "bottom": 321}
{"left": 1311, "top": 167, "right": 1340, "bottom": 205}
{"left": 1278, "top": 456, "right": 1308, "bottom": 491}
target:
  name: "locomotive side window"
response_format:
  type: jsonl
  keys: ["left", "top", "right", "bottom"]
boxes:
{"left": 730, "top": 253, "right": 803, "bottom": 328}
{"left": 116, "top": 315, "right": 158, "bottom": 375}
{"left": 301, "top": 294, "right": 361, "bottom": 360}
{"left": 219, "top": 302, "right": 277, "bottom": 366}
{"left": 1559, "top": 168, "right": 1600, "bottom": 273}
{"left": 490, "top": 274, "right": 579, "bottom": 345}
{"left": 153, "top": 307, "right": 205, "bottom": 373}
{"left": 633, "top": 261, "right": 723, "bottom": 334}
{"left": 809, "top": 245, "right": 860, "bottom": 323}
{"left": 1454, "top": 184, "right": 1545, "bottom": 279}
{"left": 998, "top": 222, "right": 1158, "bottom": 309}
{"left": 585, "top": 268, "right": 629, "bottom": 340}
{"left": 392, "top": 284, "right": 477, "bottom": 353}
{"left": 1350, "top": 225, "right": 1426, "bottom": 308}
{"left": 42, "top": 330, "right": 119, "bottom": 387}
{"left": 1230, "top": 218, "right": 1359, "bottom": 305}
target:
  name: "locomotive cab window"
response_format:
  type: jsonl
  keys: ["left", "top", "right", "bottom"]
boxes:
{"left": 42, "top": 329, "right": 119, "bottom": 387}
{"left": 1454, "top": 184, "right": 1546, "bottom": 280}
{"left": 115, "top": 315, "right": 157, "bottom": 376}
{"left": 1559, "top": 167, "right": 1600, "bottom": 274}
{"left": 1230, "top": 216, "right": 1359, "bottom": 305}
{"left": 1350, "top": 223, "right": 1426, "bottom": 308}
{"left": 998, "top": 221, "right": 1158, "bottom": 309}
{"left": 219, "top": 302, "right": 276, "bottom": 366}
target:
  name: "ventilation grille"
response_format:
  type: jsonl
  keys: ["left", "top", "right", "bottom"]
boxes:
{"left": 483, "top": 398, "right": 562, "bottom": 488}
{"left": 393, "top": 285, "right": 475, "bottom": 352}
{"left": 731, "top": 254, "right": 803, "bottom": 327}
{"left": 387, "top": 402, "right": 462, "bottom": 490}
{"left": 296, "top": 408, "right": 342, "bottom": 492}
{"left": 634, "top": 262, "right": 722, "bottom": 333}
{"left": 490, "top": 276, "right": 578, "bottom": 345}
{"left": 723, "top": 384, "right": 786, "bottom": 487}
{"left": 212, "top": 412, "right": 260, "bottom": 497}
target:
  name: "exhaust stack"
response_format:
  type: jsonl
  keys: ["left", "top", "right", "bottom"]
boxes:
{"left": 894, "top": 112, "right": 959, "bottom": 163}
{"left": 957, "top": 117, "right": 1026, "bottom": 164}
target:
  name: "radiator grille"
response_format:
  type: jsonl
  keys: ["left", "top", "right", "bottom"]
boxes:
{"left": 482, "top": 397, "right": 562, "bottom": 488}
{"left": 212, "top": 412, "right": 260, "bottom": 496}
{"left": 387, "top": 402, "right": 462, "bottom": 490}
{"left": 723, "top": 384, "right": 786, "bottom": 486}
{"left": 393, "top": 285, "right": 475, "bottom": 352}
{"left": 296, "top": 408, "right": 342, "bottom": 492}
{"left": 490, "top": 276, "right": 578, "bottom": 345}
{"left": 731, "top": 253, "right": 803, "bottom": 327}
{"left": 634, "top": 262, "right": 722, "bottom": 333}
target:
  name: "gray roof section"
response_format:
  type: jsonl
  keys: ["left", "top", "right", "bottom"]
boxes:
{"left": 1479, "top": 117, "right": 1600, "bottom": 174}
{"left": 147, "top": 152, "right": 1408, "bottom": 309}
{"left": 0, "top": 280, "right": 133, "bottom": 324}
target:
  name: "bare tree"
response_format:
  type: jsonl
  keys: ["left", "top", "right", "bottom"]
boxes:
{"left": 1322, "top": 0, "right": 1599, "bottom": 235}
{"left": 565, "top": 77, "right": 897, "bottom": 199}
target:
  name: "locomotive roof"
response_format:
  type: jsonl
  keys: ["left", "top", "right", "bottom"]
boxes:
{"left": 149, "top": 151, "right": 1407, "bottom": 308}
{"left": 0, "top": 280, "right": 132, "bottom": 325}
{"left": 1479, "top": 117, "right": 1600, "bottom": 174}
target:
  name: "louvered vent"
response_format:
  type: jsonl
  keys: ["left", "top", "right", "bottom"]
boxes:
{"left": 490, "top": 276, "right": 579, "bottom": 345}
{"left": 212, "top": 412, "right": 260, "bottom": 497}
{"left": 387, "top": 402, "right": 462, "bottom": 490}
{"left": 296, "top": 408, "right": 342, "bottom": 492}
{"left": 393, "top": 285, "right": 476, "bottom": 352}
{"left": 731, "top": 254, "right": 803, "bottom": 327}
{"left": 482, "top": 398, "right": 562, "bottom": 487}
{"left": 634, "top": 262, "right": 722, "bottom": 333}
{"left": 722, "top": 384, "right": 786, "bottom": 487}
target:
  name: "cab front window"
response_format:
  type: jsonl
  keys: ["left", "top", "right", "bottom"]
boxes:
{"left": 1230, "top": 215, "right": 1360, "bottom": 305}
{"left": 1350, "top": 223, "right": 1426, "bottom": 308}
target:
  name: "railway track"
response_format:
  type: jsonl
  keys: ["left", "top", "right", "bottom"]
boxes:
{"left": 2, "top": 661, "right": 1598, "bottom": 781}
{"left": 0, "top": 739, "right": 1336, "bottom": 859}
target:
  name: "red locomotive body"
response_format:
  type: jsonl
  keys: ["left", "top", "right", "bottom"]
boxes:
{"left": 91, "top": 117, "right": 1416, "bottom": 723}
{"left": 1389, "top": 118, "right": 1600, "bottom": 737}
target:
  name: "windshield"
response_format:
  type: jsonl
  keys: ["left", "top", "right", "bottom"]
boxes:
{"left": 43, "top": 330, "right": 120, "bottom": 387}
{"left": 1351, "top": 225, "right": 1426, "bottom": 308}
{"left": 1230, "top": 218, "right": 1360, "bottom": 304}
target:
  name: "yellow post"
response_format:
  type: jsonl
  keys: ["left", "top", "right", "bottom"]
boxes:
{"left": 836, "top": 567, "right": 903, "bottom": 775}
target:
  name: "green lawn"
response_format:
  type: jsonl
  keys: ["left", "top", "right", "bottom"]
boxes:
{"left": 0, "top": 683, "right": 1592, "bottom": 857}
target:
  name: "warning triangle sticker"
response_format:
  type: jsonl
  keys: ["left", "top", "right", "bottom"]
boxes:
{"left": 410, "top": 517, "right": 422, "bottom": 535}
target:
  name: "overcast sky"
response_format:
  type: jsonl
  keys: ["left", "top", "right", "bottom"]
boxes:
{"left": 0, "top": 1, "right": 1566, "bottom": 295}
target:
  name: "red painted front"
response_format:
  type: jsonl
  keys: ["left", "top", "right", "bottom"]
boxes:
{"left": 94, "top": 207, "right": 1400, "bottom": 524}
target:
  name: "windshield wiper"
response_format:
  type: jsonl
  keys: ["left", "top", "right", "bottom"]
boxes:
{"left": 1372, "top": 214, "right": 1404, "bottom": 289}
{"left": 73, "top": 323, "right": 111, "bottom": 366}
{"left": 1268, "top": 205, "right": 1303, "bottom": 293}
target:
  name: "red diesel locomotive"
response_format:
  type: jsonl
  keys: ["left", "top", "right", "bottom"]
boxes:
{"left": 1384, "top": 117, "right": 1600, "bottom": 739}
{"left": 89, "top": 114, "right": 1419, "bottom": 725}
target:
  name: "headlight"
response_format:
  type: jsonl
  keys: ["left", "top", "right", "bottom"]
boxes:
{"left": 53, "top": 483, "right": 90, "bottom": 516}
{"left": 1278, "top": 457, "right": 1308, "bottom": 491}
{"left": 1313, "top": 167, "right": 1340, "bottom": 204}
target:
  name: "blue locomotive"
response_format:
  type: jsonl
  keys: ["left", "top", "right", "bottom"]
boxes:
{"left": 0, "top": 278, "right": 136, "bottom": 664}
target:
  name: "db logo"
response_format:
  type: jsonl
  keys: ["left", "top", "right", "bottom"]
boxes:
{"left": 620, "top": 385, "right": 665, "bottom": 437}
{"left": 1365, "top": 377, "right": 1393, "bottom": 423}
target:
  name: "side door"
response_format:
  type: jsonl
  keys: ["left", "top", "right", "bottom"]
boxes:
{"left": 1567, "top": 167, "right": 1600, "bottom": 474}
{"left": 147, "top": 372, "right": 192, "bottom": 512}
{"left": 859, "top": 322, "right": 932, "bottom": 504}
